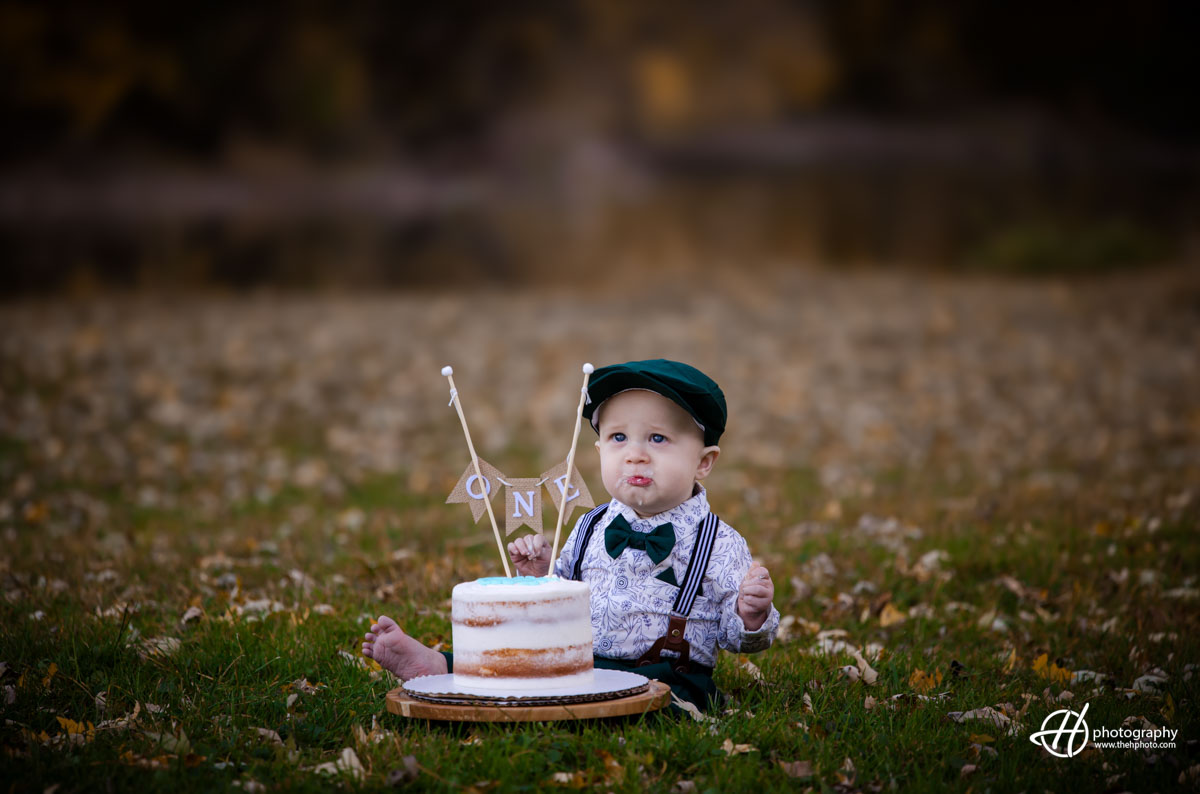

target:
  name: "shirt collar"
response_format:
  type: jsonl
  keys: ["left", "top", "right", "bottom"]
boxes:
{"left": 606, "top": 483, "right": 709, "bottom": 537}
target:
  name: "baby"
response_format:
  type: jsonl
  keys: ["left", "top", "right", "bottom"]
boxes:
{"left": 363, "top": 359, "right": 779, "bottom": 711}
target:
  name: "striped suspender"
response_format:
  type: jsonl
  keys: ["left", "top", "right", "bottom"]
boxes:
{"left": 671, "top": 512, "right": 720, "bottom": 617}
{"left": 569, "top": 504, "right": 610, "bottom": 581}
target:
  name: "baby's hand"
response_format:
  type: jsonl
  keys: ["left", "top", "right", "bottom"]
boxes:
{"left": 737, "top": 562, "right": 774, "bottom": 631}
{"left": 507, "top": 533, "right": 552, "bottom": 577}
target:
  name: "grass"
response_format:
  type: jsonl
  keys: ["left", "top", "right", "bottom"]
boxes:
{"left": 2, "top": 450, "right": 1197, "bottom": 793}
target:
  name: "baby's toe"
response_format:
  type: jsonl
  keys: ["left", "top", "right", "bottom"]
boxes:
{"left": 364, "top": 632, "right": 377, "bottom": 642}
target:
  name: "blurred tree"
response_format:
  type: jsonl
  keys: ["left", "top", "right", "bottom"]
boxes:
{"left": 0, "top": 0, "right": 1195, "bottom": 163}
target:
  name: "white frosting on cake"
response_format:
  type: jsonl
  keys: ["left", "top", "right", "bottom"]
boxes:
{"left": 451, "top": 576, "right": 594, "bottom": 690}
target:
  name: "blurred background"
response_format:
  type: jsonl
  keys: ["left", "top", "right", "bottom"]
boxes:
{"left": 1, "top": 1, "right": 1198, "bottom": 508}
{"left": 1, "top": 0, "right": 1197, "bottom": 292}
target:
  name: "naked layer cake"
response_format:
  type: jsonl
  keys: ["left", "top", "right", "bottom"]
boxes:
{"left": 451, "top": 576, "right": 594, "bottom": 690}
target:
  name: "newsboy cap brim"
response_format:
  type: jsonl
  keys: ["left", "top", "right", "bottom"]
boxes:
{"left": 583, "top": 359, "right": 726, "bottom": 446}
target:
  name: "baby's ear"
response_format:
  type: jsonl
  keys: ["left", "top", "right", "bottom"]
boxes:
{"left": 695, "top": 445, "right": 720, "bottom": 480}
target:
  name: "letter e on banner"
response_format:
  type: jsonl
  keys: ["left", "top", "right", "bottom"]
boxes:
{"left": 540, "top": 460, "right": 595, "bottom": 520}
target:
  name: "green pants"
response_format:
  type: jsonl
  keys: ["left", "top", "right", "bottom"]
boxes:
{"left": 439, "top": 652, "right": 719, "bottom": 715}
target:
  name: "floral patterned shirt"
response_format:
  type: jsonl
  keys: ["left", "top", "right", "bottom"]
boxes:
{"left": 552, "top": 485, "right": 780, "bottom": 669}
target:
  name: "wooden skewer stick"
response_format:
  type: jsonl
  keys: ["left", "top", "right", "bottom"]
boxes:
{"left": 549, "top": 363, "right": 594, "bottom": 572}
{"left": 442, "top": 366, "right": 512, "bottom": 578}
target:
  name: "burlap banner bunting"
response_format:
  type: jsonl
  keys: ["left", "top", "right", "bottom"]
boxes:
{"left": 445, "top": 457, "right": 595, "bottom": 536}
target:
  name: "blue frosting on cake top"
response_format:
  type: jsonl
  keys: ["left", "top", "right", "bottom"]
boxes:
{"left": 476, "top": 576, "right": 555, "bottom": 586}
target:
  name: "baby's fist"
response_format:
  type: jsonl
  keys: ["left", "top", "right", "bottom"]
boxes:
{"left": 737, "top": 563, "right": 774, "bottom": 631}
{"left": 507, "top": 533, "right": 552, "bottom": 576}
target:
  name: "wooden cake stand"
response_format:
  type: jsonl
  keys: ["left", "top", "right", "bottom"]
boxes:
{"left": 386, "top": 680, "right": 671, "bottom": 722}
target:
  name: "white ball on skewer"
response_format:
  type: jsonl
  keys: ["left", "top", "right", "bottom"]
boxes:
{"left": 441, "top": 366, "right": 453, "bottom": 376}
{"left": 582, "top": 363, "right": 594, "bottom": 374}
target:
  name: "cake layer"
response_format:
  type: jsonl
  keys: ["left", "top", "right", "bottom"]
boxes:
{"left": 453, "top": 643, "right": 593, "bottom": 687}
{"left": 452, "top": 615, "right": 592, "bottom": 649}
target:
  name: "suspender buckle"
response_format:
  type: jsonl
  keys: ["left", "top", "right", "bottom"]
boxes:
{"left": 636, "top": 614, "right": 692, "bottom": 672}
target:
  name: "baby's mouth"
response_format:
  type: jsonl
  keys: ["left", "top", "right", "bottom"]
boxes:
{"left": 625, "top": 475, "right": 653, "bottom": 487}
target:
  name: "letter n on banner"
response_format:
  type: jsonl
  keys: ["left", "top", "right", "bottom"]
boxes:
{"left": 446, "top": 459, "right": 505, "bottom": 523}
{"left": 504, "top": 478, "right": 543, "bottom": 535}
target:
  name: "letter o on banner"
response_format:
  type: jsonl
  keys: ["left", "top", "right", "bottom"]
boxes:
{"left": 466, "top": 474, "right": 491, "bottom": 500}
{"left": 446, "top": 460, "right": 505, "bottom": 523}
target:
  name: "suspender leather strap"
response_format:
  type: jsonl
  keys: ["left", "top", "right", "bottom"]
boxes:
{"left": 637, "top": 511, "right": 721, "bottom": 673}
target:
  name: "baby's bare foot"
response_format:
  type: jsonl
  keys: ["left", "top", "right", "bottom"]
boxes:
{"left": 361, "top": 615, "right": 447, "bottom": 680}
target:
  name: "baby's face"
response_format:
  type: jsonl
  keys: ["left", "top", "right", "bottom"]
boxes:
{"left": 595, "top": 389, "right": 719, "bottom": 518}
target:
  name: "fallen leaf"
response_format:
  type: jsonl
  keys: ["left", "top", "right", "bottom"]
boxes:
{"left": 550, "top": 771, "right": 585, "bottom": 786}
{"left": 851, "top": 648, "right": 879, "bottom": 685}
{"left": 137, "top": 637, "right": 182, "bottom": 659}
{"left": 1032, "top": 653, "right": 1072, "bottom": 685}
{"left": 144, "top": 727, "right": 190, "bottom": 754}
{"left": 1132, "top": 668, "right": 1168, "bottom": 693}
{"left": 779, "top": 760, "right": 814, "bottom": 778}
{"left": 909, "top": 668, "right": 944, "bottom": 693}
{"left": 879, "top": 603, "right": 906, "bottom": 627}
{"left": 386, "top": 755, "right": 420, "bottom": 786}
{"left": 721, "top": 738, "right": 758, "bottom": 755}
{"left": 311, "top": 747, "right": 364, "bottom": 782}
{"left": 670, "top": 692, "right": 719, "bottom": 727}
{"left": 947, "top": 706, "right": 1019, "bottom": 736}
{"left": 254, "top": 728, "right": 283, "bottom": 746}
{"left": 739, "top": 657, "right": 764, "bottom": 681}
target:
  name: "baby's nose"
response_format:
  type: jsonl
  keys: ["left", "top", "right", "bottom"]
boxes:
{"left": 624, "top": 442, "right": 649, "bottom": 462}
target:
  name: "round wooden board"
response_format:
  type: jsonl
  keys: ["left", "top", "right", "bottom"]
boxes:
{"left": 386, "top": 680, "right": 672, "bottom": 722}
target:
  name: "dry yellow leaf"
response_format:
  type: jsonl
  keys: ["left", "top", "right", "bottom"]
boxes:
{"left": 1001, "top": 647, "right": 1017, "bottom": 675}
{"left": 1032, "top": 653, "right": 1072, "bottom": 684}
{"left": 909, "top": 668, "right": 944, "bottom": 693}
{"left": 879, "top": 603, "right": 907, "bottom": 627}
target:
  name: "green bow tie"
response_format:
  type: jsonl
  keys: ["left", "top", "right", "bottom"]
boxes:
{"left": 604, "top": 515, "right": 675, "bottom": 564}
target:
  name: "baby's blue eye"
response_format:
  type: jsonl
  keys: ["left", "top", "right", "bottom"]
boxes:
{"left": 611, "top": 432, "right": 626, "bottom": 442}
{"left": 650, "top": 433, "right": 666, "bottom": 443}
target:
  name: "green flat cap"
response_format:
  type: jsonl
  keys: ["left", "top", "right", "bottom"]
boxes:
{"left": 583, "top": 359, "right": 726, "bottom": 446}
